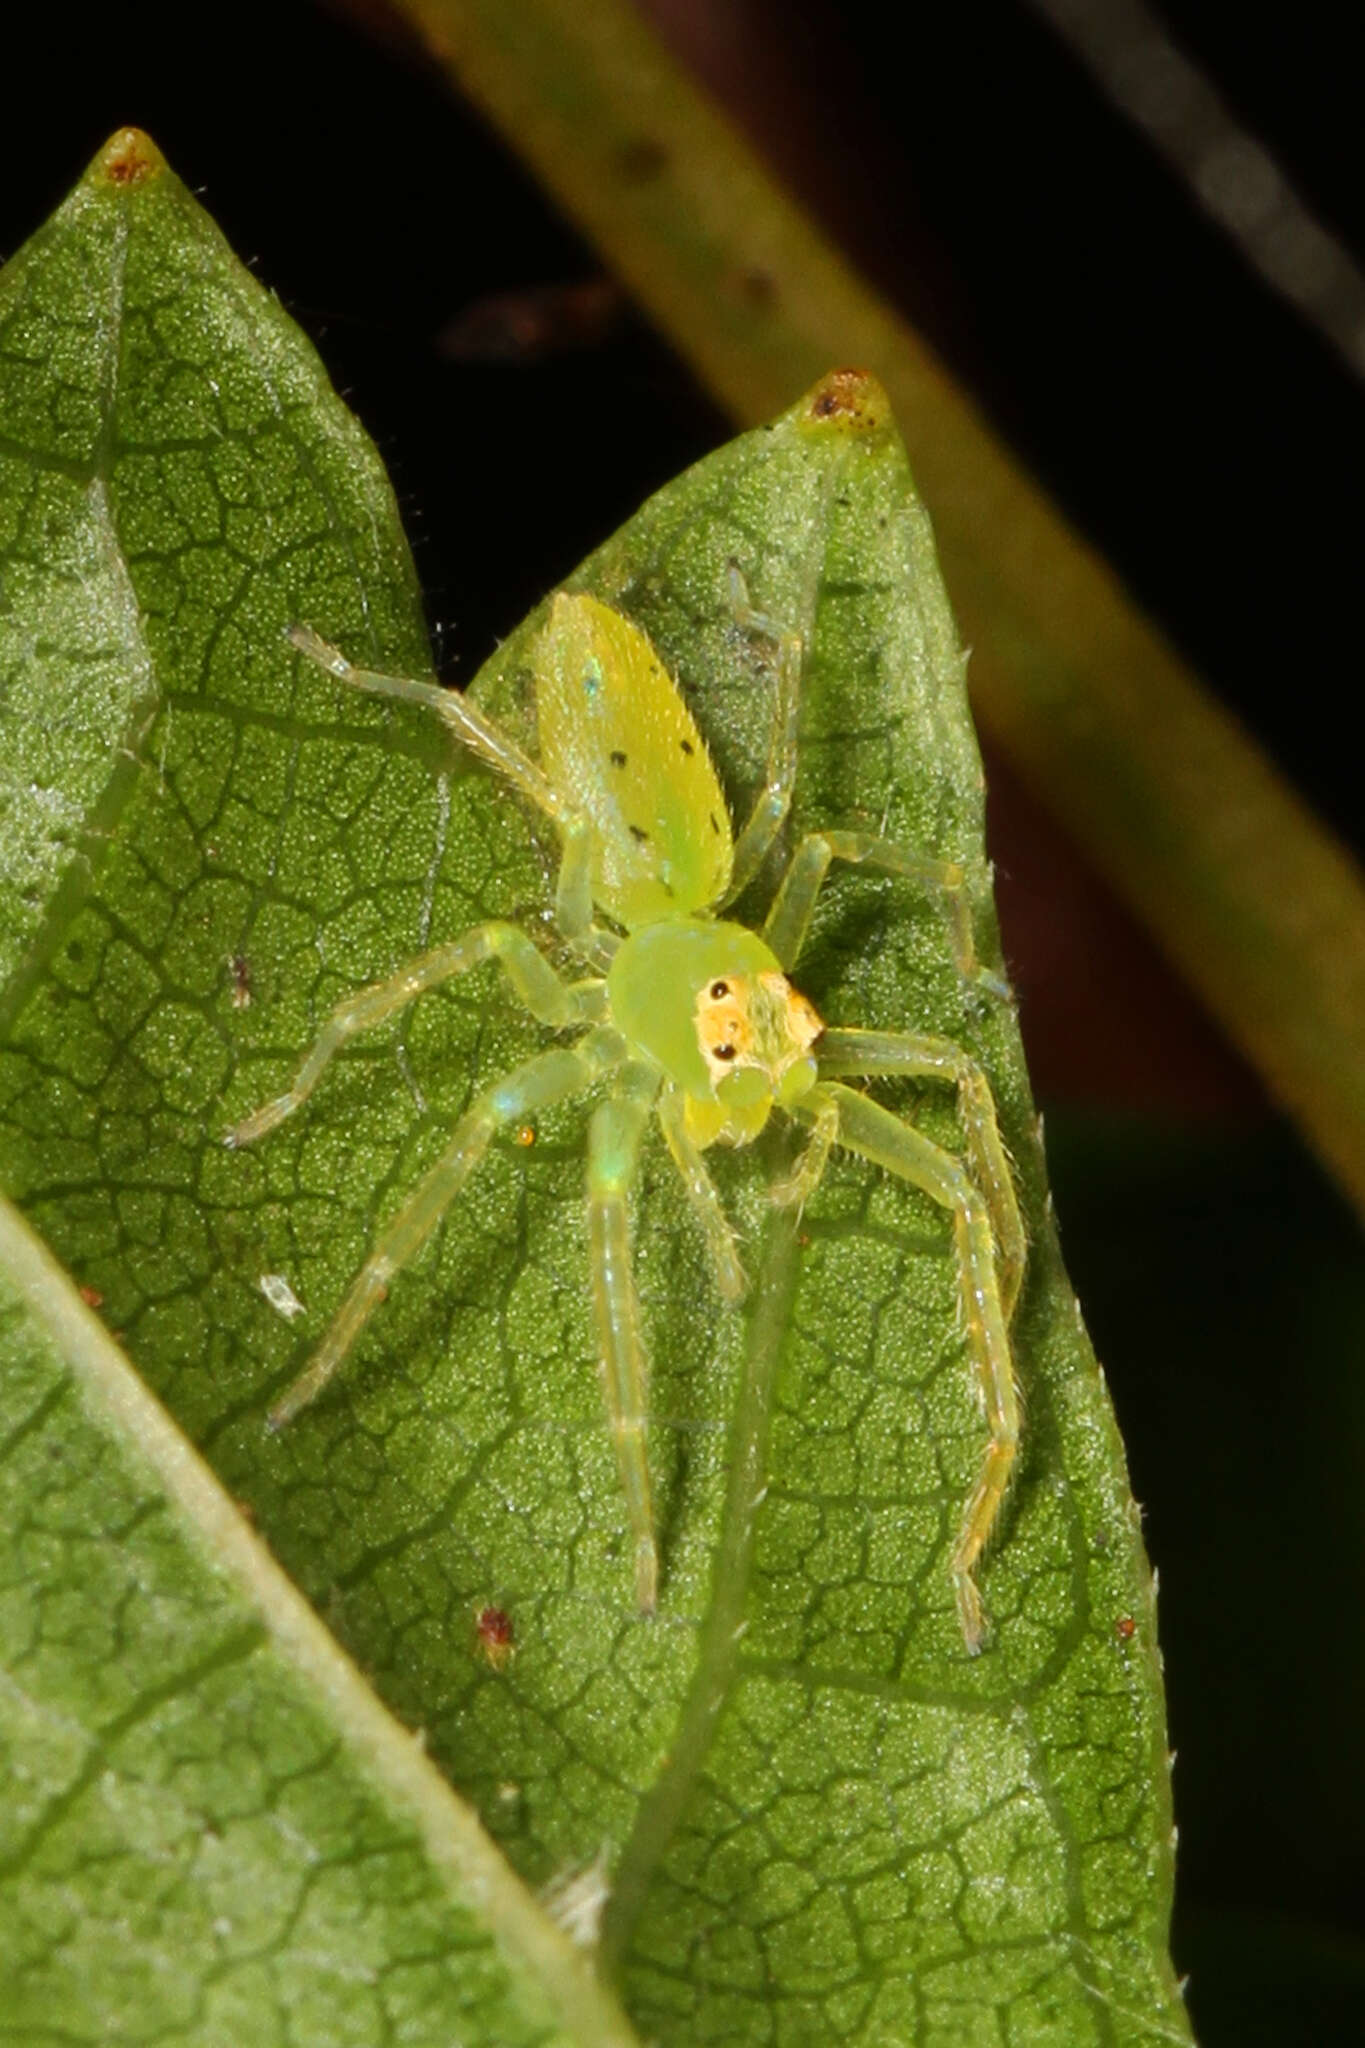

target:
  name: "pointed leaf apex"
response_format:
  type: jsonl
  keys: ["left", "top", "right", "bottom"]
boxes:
{"left": 89, "top": 127, "right": 166, "bottom": 189}
{"left": 797, "top": 366, "right": 892, "bottom": 434}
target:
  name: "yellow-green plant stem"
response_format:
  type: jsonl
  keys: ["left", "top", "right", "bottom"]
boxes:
{"left": 391, "top": 0, "right": 1365, "bottom": 1220}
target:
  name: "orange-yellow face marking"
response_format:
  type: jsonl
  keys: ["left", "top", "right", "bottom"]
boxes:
{"left": 693, "top": 970, "right": 823, "bottom": 1093}
{"left": 776, "top": 978, "right": 823, "bottom": 1060}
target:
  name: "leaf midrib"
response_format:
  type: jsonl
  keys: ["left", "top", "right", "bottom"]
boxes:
{"left": 0, "top": 1191, "right": 644, "bottom": 2048}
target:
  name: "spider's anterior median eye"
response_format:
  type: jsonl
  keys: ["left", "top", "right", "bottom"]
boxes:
{"left": 695, "top": 974, "right": 752, "bottom": 1080}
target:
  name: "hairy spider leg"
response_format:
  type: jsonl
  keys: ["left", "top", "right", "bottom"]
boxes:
{"left": 771, "top": 1092, "right": 839, "bottom": 1214}
{"left": 763, "top": 827, "right": 1010, "bottom": 1000}
{"left": 796, "top": 1080, "right": 1019, "bottom": 1655}
{"left": 265, "top": 1031, "right": 624, "bottom": 1432}
{"left": 588, "top": 1061, "right": 663, "bottom": 1611}
{"left": 720, "top": 565, "right": 806, "bottom": 904}
{"left": 657, "top": 1083, "right": 746, "bottom": 1302}
{"left": 815, "top": 1028, "right": 1026, "bottom": 1322}
{"left": 225, "top": 922, "right": 598, "bottom": 1151}
{"left": 285, "top": 624, "right": 617, "bottom": 968}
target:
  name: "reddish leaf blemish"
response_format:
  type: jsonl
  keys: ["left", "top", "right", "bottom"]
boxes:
{"left": 475, "top": 1604, "right": 515, "bottom": 1671}
{"left": 802, "top": 367, "right": 890, "bottom": 433}
{"left": 95, "top": 129, "right": 164, "bottom": 189}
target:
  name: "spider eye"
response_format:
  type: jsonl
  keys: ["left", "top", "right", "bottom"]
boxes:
{"left": 714, "top": 1043, "right": 736, "bottom": 1061}
{"left": 710, "top": 980, "right": 729, "bottom": 998}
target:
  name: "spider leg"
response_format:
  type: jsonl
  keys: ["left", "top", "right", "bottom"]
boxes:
{"left": 771, "top": 1093, "right": 838, "bottom": 1213}
{"left": 267, "top": 1029, "right": 623, "bottom": 1430}
{"left": 225, "top": 922, "right": 597, "bottom": 1150}
{"left": 816, "top": 1028, "right": 1025, "bottom": 1322}
{"left": 587, "top": 1061, "right": 664, "bottom": 1612}
{"left": 763, "top": 828, "right": 1009, "bottom": 1000}
{"left": 289, "top": 624, "right": 564, "bottom": 816}
{"left": 550, "top": 811, "right": 620, "bottom": 973}
{"left": 797, "top": 1080, "right": 1019, "bottom": 1654}
{"left": 287, "top": 625, "right": 618, "bottom": 971}
{"left": 721, "top": 565, "right": 804, "bottom": 903}
{"left": 657, "top": 1084, "right": 746, "bottom": 1302}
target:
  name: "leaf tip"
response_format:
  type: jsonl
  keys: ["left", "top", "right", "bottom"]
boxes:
{"left": 89, "top": 128, "right": 166, "bottom": 190}
{"left": 797, "top": 366, "right": 892, "bottom": 436}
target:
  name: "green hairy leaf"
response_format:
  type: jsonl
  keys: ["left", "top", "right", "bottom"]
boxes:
{"left": 0, "top": 133, "right": 1191, "bottom": 2044}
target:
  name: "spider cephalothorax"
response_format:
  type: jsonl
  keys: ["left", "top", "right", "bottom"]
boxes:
{"left": 602, "top": 917, "right": 822, "bottom": 1150}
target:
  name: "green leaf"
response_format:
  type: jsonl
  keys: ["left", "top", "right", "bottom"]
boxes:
{"left": 1, "top": 135, "right": 1191, "bottom": 2043}
{"left": 0, "top": 1193, "right": 640, "bottom": 2044}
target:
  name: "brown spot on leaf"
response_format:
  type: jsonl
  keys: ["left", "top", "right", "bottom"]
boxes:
{"left": 96, "top": 129, "right": 164, "bottom": 188}
{"left": 802, "top": 368, "right": 891, "bottom": 433}
{"left": 476, "top": 1605, "right": 516, "bottom": 1671}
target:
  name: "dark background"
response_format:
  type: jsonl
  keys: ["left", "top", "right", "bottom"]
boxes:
{"left": 4, "top": 4, "right": 1362, "bottom": 2039}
